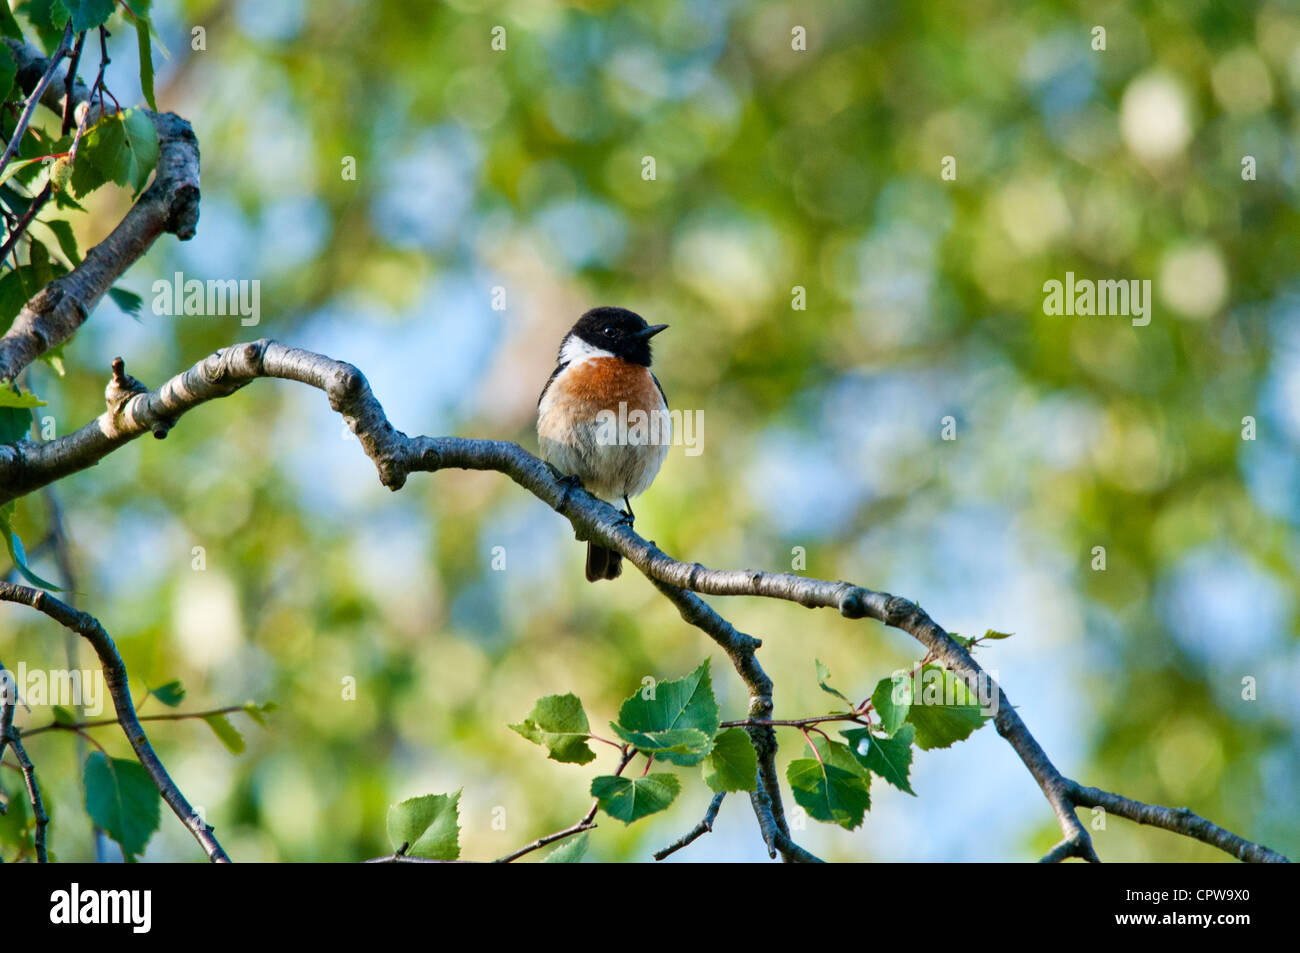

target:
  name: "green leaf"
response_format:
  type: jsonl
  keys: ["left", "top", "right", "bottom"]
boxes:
{"left": 0, "top": 386, "right": 45, "bottom": 409}
{"left": 0, "top": 268, "right": 33, "bottom": 327}
{"left": 905, "top": 665, "right": 989, "bottom": 750}
{"left": 608, "top": 724, "right": 710, "bottom": 758}
{"left": 0, "top": 44, "right": 16, "bottom": 108}
{"left": 815, "top": 658, "right": 852, "bottom": 708}
{"left": 36, "top": 341, "right": 64, "bottom": 377}
{"left": 386, "top": 791, "right": 460, "bottom": 860}
{"left": 590, "top": 773, "right": 680, "bottom": 825}
{"left": 508, "top": 692, "right": 596, "bottom": 765}
{"left": 201, "top": 712, "right": 245, "bottom": 754}
{"left": 242, "top": 700, "right": 276, "bottom": 726}
{"left": 107, "top": 285, "right": 144, "bottom": 317}
{"left": 52, "top": 187, "right": 85, "bottom": 212}
{"left": 84, "top": 752, "right": 161, "bottom": 860}
{"left": 871, "top": 672, "right": 912, "bottom": 736}
{"left": 0, "top": 406, "right": 28, "bottom": 443}
{"left": 0, "top": 261, "right": 60, "bottom": 328}
{"left": 51, "top": 705, "right": 76, "bottom": 725}
{"left": 1, "top": 500, "right": 63, "bottom": 590}
{"left": 701, "top": 727, "right": 758, "bottom": 793}
{"left": 0, "top": 776, "right": 32, "bottom": 850}
{"left": 27, "top": 239, "right": 52, "bottom": 287}
{"left": 148, "top": 680, "right": 185, "bottom": 707}
{"left": 132, "top": 9, "right": 155, "bottom": 111}
{"left": 542, "top": 832, "right": 588, "bottom": 863}
{"left": 0, "top": 182, "right": 31, "bottom": 216}
{"left": 21, "top": 0, "right": 67, "bottom": 53}
{"left": 70, "top": 109, "right": 159, "bottom": 198}
{"left": 982, "top": 629, "right": 1013, "bottom": 640}
{"left": 41, "top": 219, "right": 81, "bottom": 266}
{"left": 786, "top": 737, "right": 871, "bottom": 830}
{"left": 613, "top": 660, "right": 719, "bottom": 766}
{"left": 843, "top": 724, "right": 916, "bottom": 795}
{"left": 0, "top": 381, "right": 34, "bottom": 449}
{"left": 0, "top": 407, "right": 30, "bottom": 444}
{"left": 50, "top": 0, "right": 114, "bottom": 33}
{"left": 66, "top": 141, "right": 108, "bottom": 198}
{"left": 0, "top": 5, "right": 24, "bottom": 40}
{"left": 0, "top": 156, "right": 47, "bottom": 190}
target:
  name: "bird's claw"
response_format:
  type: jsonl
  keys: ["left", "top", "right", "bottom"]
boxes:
{"left": 554, "top": 472, "right": 583, "bottom": 510}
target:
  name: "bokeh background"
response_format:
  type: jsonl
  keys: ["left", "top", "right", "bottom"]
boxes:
{"left": 3, "top": 0, "right": 1299, "bottom": 862}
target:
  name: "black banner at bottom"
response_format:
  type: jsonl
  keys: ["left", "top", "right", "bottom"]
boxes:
{"left": 0, "top": 859, "right": 1288, "bottom": 942}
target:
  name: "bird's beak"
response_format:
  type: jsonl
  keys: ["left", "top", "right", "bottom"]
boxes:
{"left": 635, "top": 324, "right": 669, "bottom": 339}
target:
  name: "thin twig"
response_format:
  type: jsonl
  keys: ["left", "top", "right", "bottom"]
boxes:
{"left": 7, "top": 728, "right": 48, "bottom": 862}
{"left": 60, "top": 31, "right": 86, "bottom": 136}
{"left": 0, "top": 22, "right": 72, "bottom": 175}
{"left": 493, "top": 745, "right": 635, "bottom": 863}
{"left": 492, "top": 820, "right": 597, "bottom": 865}
{"left": 0, "top": 657, "right": 49, "bottom": 862}
{"left": 654, "top": 792, "right": 725, "bottom": 861}
{"left": 22, "top": 703, "right": 252, "bottom": 739}
{"left": 0, "top": 182, "right": 52, "bottom": 265}
{"left": 0, "top": 37, "right": 201, "bottom": 383}
{"left": 0, "top": 582, "right": 231, "bottom": 862}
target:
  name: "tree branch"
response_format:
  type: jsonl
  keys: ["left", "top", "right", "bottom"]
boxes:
{"left": 1064, "top": 781, "right": 1287, "bottom": 864}
{"left": 648, "top": 576, "right": 812, "bottom": 861}
{"left": 0, "top": 339, "right": 1288, "bottom": 863}
{"left": 0, "top": 23, "right": 72, "bottom": 176}
{"left": 0, "top": 657, "right": 49, "bottom": 861}
{"left": 492, "top": 819, "right": 597, "bottom": 864}
{"left": 0, "top": 38, "right": 201, "bottom": 382}
{"left": 653, "top": 792, "right": 725, "bottom": 861}
{"left": 21, "top": 703, "right": 252, "bottom": 738}
{"left": 0, "top": 582, "right": 231, "bottom": 862}
{"left": 494, "top": 743, "right": 635, "bottom": 863}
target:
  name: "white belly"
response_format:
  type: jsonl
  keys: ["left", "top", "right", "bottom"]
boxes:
{"left": 538, "top": 371, "right": 670, "bottom": 501}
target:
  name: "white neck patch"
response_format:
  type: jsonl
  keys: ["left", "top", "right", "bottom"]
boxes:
{"left": 559, "top": 333, "right": 615, "bottom": 367}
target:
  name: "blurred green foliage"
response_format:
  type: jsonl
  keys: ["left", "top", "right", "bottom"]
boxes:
{"left": 2, "top": 0, "right": 1298, "bottom": 861}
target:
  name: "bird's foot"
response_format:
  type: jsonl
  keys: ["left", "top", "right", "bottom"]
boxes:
{"left": 554, "top": 472, "right": 583, "bottom": 511}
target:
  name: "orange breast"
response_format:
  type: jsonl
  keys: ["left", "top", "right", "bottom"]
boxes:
{"left": 560, "top": 358, "right": 662, "bottom": 413}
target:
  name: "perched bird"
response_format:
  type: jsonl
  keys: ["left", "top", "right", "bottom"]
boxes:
{"left": 537, "top": 307, "right": 670, "bottom": 581}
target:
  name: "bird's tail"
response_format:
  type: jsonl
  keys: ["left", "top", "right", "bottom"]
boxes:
{"left": 585, "top": 542, "right": 623, "bottom": 582}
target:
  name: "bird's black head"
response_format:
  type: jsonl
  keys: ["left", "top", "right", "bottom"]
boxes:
{"left": 568, "top": 306, "right": 668, "bottom": 367}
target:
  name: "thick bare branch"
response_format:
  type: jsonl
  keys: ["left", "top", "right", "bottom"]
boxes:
{"left": 0, "top": 39, "right": 201, "bottom": 381}
{"left": 0, "top": 339, "right": 1287, "bottom": 863}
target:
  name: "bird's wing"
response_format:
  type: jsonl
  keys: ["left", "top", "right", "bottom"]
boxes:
{"left": 651, "top": 372, "right": 667, "bottom": 406}
{"left": 538, "top": 363, "right": 567, "bottom": 409}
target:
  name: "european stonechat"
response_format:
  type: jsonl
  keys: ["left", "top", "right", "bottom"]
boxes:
{"left": 537, "top": 307, "right": 670, "bottom": 581}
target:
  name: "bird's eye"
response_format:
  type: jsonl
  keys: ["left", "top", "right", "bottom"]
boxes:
{"left": 602, "top": 325, "right": 618, "bottom": 337}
